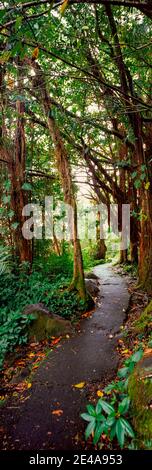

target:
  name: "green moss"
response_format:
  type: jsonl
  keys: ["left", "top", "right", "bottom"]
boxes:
{"left": 128, "top": 360, "right": 152, "bottom": 442}
{"left": 28, "top": 312, "right": 71, "bottom": 341}
{"left": 134, "top": 301, "right": 152, "bottom": 334}
{"left": 69, "top": 278, "right": 95, "bottom": 311}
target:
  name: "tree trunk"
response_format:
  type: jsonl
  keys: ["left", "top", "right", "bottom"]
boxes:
{"left": 133, "top": 116, "right": 152, "bottom": 291}
{"left": 130, "top": 215, "right": 138, "bottom": 264}
{"left": 129, "top": 184, "right": 139, "bottom": 264}
{"left": 119, "top": 161, "right": 128, "bottom": 264}
{"left": 72, "top": 202, "right": 87, "bottom": 298}
{"left": 96, "top": 239, "right": 107, "bottom": 260}
{"left": 11, "top": 98, "right": 32, "bottom": 264}
{"left": 31, "top": 61, "right": 87, "bottom": 301}
{"left": 120, "top": 249, "right": 128, "bottom": 264}
{"left": 138, "top": 191, "right": 152, "bottom": 292}
{"left": 96, "top": 211, "right": 107, "bottom": 259}
{"left": 136, "top": 122, "right": 152, "bottom": 290}
{"left": 53, "top": 226, "right": 61, "bottom": 256}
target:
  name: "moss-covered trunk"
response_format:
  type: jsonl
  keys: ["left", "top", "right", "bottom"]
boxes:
{"left": 30, "top": 61, "right": 87, "bottom": 302}
{"left": 11, "top": 99, "right": 32, "bottom": 264}
{"left": 138, "top": 192, "right": 152, "bottom": 292}
{"left": 1, "top": 68, "right": 32, "bottom": 264}
{"left": 72, "top": 202, "right": 87, "bottom": 299}
{"left": 130, "top": 215, "right": 139, "bottom": 264}
{"left": 119, "top": 249, "right": 128, "bottom": 264}
{"left": 130, "top": 185, "right": 139, "bottom": 264}
{"left": 96, "top": 211, "right": 107, "bottom": 260}
{"left": 128, "top": 352, "right": 152, "bottom": 443}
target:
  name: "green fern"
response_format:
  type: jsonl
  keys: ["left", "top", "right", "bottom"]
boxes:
{"left": 0, "top": 246, "right": 12, "bottom": 275}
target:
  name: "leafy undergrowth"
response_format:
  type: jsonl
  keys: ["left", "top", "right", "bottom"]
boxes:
{"left": 81, "top": 351, "right": 143, "bottom": 450}
{"left": 1, "top": 262, "right": 151, "bottom": 450}
{"left": 81, "top": 266, "right": 152, "bottom": 450}
{"left": 0, "top": 254, "right": 87, "bottom": 369}
{"left": 118, "top": 271, "right": 152, "bottom": 352}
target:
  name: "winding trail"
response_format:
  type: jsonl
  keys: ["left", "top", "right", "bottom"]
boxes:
{"left": 1, "top": 264, "right": 129, "bottom": 450}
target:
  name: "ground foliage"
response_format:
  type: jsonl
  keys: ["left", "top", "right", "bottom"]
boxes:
{"left": 0, "top": 251, "right": 87, "bottom": 369}
{"left": 81, "top": 266, "right": 152, "bottom": 449}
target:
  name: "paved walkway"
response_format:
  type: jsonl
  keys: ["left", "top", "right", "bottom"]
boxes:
{"left": 1, "top": 264, "right": 129, "bottom": 450}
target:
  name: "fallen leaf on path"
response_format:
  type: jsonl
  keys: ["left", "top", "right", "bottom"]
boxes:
{"left": 27, "top": 383, "right": 32, "bottom": 388}
{"left": 15, "top": 381, "right": 32, "bottom": 392}
{"left": 144, "top": 348, "right": 152, "bottom": 356}
{"left": 16, "top": 360, "right": 26, "bottom": 367}
{"left": 82, "top": 310, "right": 93, "bottom": 318}
{"left": 52, "top": 409, "right": 63, "bottom": 416}
{"left": 73, "top": 382, "right": 85, "bottom": 389}
{"left": 20, "top": 395, "right": 30, "bottom": 401}
{"left": 36, "top": 352, "right": 46, "bottom": 358}
{"left": 51, "top": 337, "right": 62, "bottom": 346}
{"left": 121, "top": 349, "right": 130, "bottom": 355}
{"left": 28, "top": 352, "right": 35, "bottom": 358}
{"left": 0, "top": 395, "right": 5, "bottom": 401}
{"left": 97, "top": 390, "right": 104, "bottom": 397}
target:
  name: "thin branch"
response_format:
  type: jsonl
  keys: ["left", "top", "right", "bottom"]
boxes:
{"left": 1, "top": 32, "right": 152, "bottom": 111}
{"left": 5, "top": 0, "right": 152, "bottom": 13}
{"left": 27, "top": 170, "right": 56, "bottom": 179}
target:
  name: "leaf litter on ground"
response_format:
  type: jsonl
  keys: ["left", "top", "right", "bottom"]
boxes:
{"left": 1, "top": 333, "right": 70, "bottom": 403}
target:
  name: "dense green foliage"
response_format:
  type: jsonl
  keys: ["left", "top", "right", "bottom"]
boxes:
{"left": 0, "top": 251, "right": 86, "bottom": 368}
{"left": 0, "top": 235, "right": 108, "bottom": 368}
{"left": 81, "top": 350, "right": 143, "bottom": 448}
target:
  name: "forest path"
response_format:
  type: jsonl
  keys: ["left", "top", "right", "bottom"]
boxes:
{"left": 1, "top": 264, "right": 130, "bottom": 450}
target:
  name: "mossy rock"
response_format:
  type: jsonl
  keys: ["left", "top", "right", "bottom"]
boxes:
{"left": 85, "top": 279, "right": 99, "bottom": 297}
{"left": 84, "top": 272, "right": 99, "bottom": 280}
{"left": 128, "top": 351, "right": 152, "bottom": 443}
{"left": 23, "top": 303, "right": 72, "bottom": 342}
{"left": 134, "top": 301, "right": 152, "bottom": 334}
